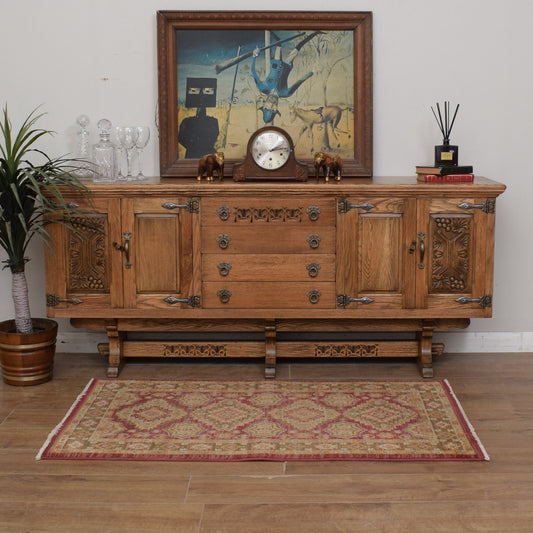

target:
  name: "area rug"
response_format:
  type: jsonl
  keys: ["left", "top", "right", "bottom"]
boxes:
{"left": 36, "top": 379, "right": 488, "bottom": 461}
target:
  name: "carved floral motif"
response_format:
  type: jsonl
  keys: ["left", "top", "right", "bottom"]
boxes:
{"left": 162, "top": 344, "right": 228, "bottom": 357}
{"left": 430, "top": 215, "right": 471, "bottom": 293}
{"left": 233, "top": 207, "right": 304, "bottom": 223}
{"left": 314, "top": 344, "right": 379, "bottom": 357}
{"left": 68, "top": 217, "right": 108, "bottom": 292}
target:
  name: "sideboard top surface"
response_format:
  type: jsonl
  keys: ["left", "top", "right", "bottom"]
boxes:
{"left": 72, "top": 176, "right": 506, "bottom": 199}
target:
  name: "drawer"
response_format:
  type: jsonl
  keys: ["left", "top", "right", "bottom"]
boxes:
{"left": 201, "top": 226, "right": 335, "bottom": 254}
{"left": 202, "top": 282, "right": 336, "bottom": 308}
{"left": 202, "top": 254, "right": 336, "bottom": 281}
{"left": 201, "top": 197, "right": 335, "bottom": 226}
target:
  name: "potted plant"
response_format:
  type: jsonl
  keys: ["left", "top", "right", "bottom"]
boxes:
{"left": 0, "top": 105, "right": 92, "bottom": 386}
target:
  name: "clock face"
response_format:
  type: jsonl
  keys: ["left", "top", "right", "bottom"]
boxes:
{"left": 250, "top": 130, "right": 291, "bottom": 170}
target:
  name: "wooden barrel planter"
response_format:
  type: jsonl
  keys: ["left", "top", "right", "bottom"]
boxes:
{"left": 0, "top": 319, "right": 58, "bottom": 386}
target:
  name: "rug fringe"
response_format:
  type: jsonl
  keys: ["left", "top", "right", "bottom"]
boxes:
{"left": 444, "top": 379, "right": 490, "bottom": 461}
{"left": 35, "top": 378, "right": 95, "bottom": 461}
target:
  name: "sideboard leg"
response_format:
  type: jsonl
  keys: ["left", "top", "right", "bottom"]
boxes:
{"left": 265, "top": 320, "right": 277, "bottom": 379}
{"left": 105, "top": 322, "right": 125, "bottom": 378}
{"left": 417, "top": 320, "right": 435, "bottom": 378}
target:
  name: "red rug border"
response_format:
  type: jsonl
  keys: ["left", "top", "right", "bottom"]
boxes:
{"left": 36, "top": 378, "right": 489, "bottom": 462}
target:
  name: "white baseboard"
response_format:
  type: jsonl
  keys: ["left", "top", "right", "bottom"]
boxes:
{"left": 55, "top": 330, "right": 533, "bottom": 354}
{"left": 435, "top": 331, "right": 533, "bottom": 353}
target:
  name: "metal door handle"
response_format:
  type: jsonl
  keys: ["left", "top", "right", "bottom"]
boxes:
{"left": 113, "top": 232, "right": 132, "bottom": 269}
{"left": 418, "top": 232, "right": 426, "bottom": 269}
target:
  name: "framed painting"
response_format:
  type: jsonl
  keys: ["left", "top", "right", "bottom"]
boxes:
{"left": 157, "top": 11, "right": 373, "bottom": 178}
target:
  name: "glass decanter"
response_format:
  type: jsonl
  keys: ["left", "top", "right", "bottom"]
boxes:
{"left": 73, "top": 114, "right": 93, "bottom": 179}
{"left": 93, "top": 119, "right": 117, "bottom": 183}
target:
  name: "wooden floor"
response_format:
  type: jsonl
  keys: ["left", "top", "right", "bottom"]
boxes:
{"left": 1, "top": 351, "right": 533, "bottom": 532}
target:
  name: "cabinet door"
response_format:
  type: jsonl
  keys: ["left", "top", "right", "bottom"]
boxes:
{"left": 44, "top": 197, "right": 123, "bottom": 312}
{"left": 416, "top": 197, "right": 495, "bottom": 315}
{"left": 337, "top": 197, "right": 417, "bottom": 309}
{"left": 121, "top": 198, "right": 197, "bottom": 309}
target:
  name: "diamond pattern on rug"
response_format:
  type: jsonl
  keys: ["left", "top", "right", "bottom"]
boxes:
{"left": 37, "top": 379, "right": 489, "bottom": 462}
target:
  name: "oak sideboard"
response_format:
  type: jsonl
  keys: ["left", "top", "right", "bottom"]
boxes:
{"left": 44, "top": 176, "right": 505, "bottom": 378}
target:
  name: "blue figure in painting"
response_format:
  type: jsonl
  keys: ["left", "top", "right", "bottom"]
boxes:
{"left": 251, "top": 31, "right": 323, "bottom": 98}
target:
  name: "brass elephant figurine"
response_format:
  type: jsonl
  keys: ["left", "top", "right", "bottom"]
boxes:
{"left": 197, "top": 152, "right": 224, "bottom": 182}
{"left": 313, "top": 152, "right": 342, "bottom": 182}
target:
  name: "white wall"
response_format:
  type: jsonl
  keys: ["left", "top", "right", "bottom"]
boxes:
{"left": 1, "top": 0, "right": 532, "bottom": 352}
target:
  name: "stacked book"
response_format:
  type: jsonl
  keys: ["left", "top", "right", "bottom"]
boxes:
{"left": 416, "top": 165, "right": 474, "bottom": 182}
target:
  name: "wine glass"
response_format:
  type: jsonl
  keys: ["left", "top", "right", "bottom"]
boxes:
{"left": 114, "top": 126, "right": 125, "bottom": 180}
{"left": 117, "top": 126, "right": 138, "bottom": 180}
{"left": 135, "top": 126, "right": 150, "bottom": 180}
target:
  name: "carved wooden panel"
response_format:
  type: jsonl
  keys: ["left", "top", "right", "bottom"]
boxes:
{"left": 234, "top": 206, "right": 304, "bottom": 223}
{"left": 314, "top": 344, "right": 379, "bottom": 357}
{"left": 68, "top": 216, "right": 108, "bottom": 292}
{"left": 430, "top": 214, "right": 472, "bottom": 294}
{"left": 162, "top": 344, "right": 227, "bottom": 357}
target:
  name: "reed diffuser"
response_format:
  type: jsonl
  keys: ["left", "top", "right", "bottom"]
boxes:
{"left": 432, "top": 101, "right": 459, "bottom": 167}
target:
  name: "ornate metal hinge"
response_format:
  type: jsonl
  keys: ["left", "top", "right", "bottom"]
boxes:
{"left": 337, "top": 294, "right": 374, "bottom": 307}
{"left": 46, "top": 294, "right": 83, "bottom": 307}
{"left": 161, "top": 199, "right": 199, "bottom": 213}
{"left": 338, "top": 200, "right": 376, "bottom": 213}
{"left": 455, "top": 295, "right": 492, "bottom": 308}
{"left": 457, "top": 200, "right": 495, "bottom": 214}
{"left": 163, "top": 295, "right": 201, "bottom": 308}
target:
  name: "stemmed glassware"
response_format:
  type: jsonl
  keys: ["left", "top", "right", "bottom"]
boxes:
{"left": 116, "top": 126, "right": 138, "bottom": 181}
{"left": 135, "top": 126, "right": 150, "bottom": 180}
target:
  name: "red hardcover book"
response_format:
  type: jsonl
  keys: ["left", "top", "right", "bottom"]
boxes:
{"left": 417, "top": 173, "right": 475, "bottom": 183}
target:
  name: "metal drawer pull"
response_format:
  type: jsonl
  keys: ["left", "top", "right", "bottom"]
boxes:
{"left": 455, "top": 295, "right": 492, "bottom": 308}
{"left": 337, "top": 294, "right": 374, "bottom": 307}
{"left": 217, "top": 206, "right": 231, "bottom": 220}
{"left": 307, "top": 289, "right": 321, "bottom": 304}
{"left": 161, "top": 200, "right": 199, "bottom": 213}
{"left": 163, "top": 295, "right": 201, "bottom": 308}
{"left": 306, "top": 234, "right": 321, "bottom": 249}
{"left": 458, "top": 200, "right": 495, "bottom": 214}
{"left": 338, "top": 200, "right": 376, "bottom": 213}
{"left": 217, "top": 289, "right": 232, "bottom": 304}
{"left": 113, "top": 231, "right": 132, "bottom": 269}
{"left": 217, "top": 262, "right": 232, "bottom": 276}
{"left": 216, "top": 234, "right": 231, "bottom": 249}
{"left": 306, "top": 262, "right": 321, "bottom": 278}
{"left": 46, "top": 294, "right": 83, "bottom": 307}
{"left": 306, "top": 206, "right": 321, "bottom": 221}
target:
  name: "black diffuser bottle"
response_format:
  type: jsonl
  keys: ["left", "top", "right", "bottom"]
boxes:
{"left": 432, "top": 101, "right": 459, "bottom": 167}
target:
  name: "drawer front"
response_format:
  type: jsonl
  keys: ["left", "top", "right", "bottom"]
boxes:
{"left": 201, "top": 198, "right": 335, "bottom": 226}
{"left": 202, "top": 282, "right": 336, "bottom": 308}
{"left": 202, "top": 254, "right": 336, "bottom": 282}
{"left": 201, "top": 226, "right": 335, "bottom": 254}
